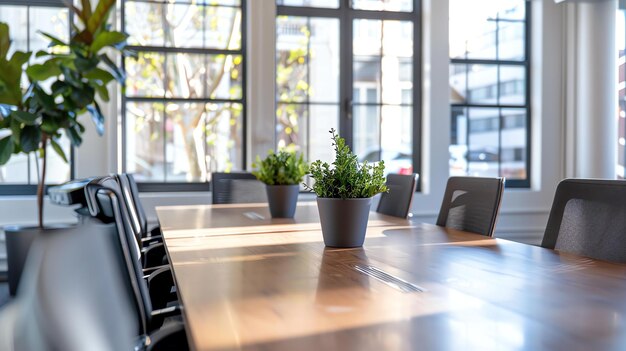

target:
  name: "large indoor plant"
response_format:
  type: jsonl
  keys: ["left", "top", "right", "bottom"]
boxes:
{"left": 306, "top": 129, "right": 388, "bottom": 247}
{"left": 0, "top": 0, "right": 129, "bottom": 293}
{"left": 0, "top": 0, "right": 128, "bottom": 228}
{"left": 252, "top": 150, "right": 308, "bottom": 218}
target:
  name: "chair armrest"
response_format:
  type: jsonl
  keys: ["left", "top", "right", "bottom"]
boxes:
{"left": 142, "top": 243, "right": 168, "bottom": 268}
{"left": 141, "top": 236, "right": 163, "bottom": 246}
{"left": 149, "top": 226, "right": 162, "bottom": 237}
{"left": 142, "top": 264, "right": 169, "bottom": 276}
{"left": 147, "top": 266, "right": 177, "bottom": 310}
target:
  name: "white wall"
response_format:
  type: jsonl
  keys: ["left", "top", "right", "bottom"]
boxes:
{"left": 1, "top": 0, "right": 575, "bottom": 247}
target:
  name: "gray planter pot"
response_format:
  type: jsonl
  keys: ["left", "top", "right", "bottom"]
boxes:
{"left": 316, "top": 197, "right": 373, "bottom": 248}
{"left": 266, "top": 184, "right": 300, "bottom": 218}
{"left": 5, "top": 224, "right": 74, "bottom": 296}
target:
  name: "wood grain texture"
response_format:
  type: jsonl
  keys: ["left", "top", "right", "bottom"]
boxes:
{"left": 157, "top": 203, "right": 626, "bottom": 351}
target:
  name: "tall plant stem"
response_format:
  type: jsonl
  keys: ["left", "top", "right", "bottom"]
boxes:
{"left": 37, "top": 135, "right": 48, "bottom": 229}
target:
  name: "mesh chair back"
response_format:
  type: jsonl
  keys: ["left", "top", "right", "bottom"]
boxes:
{"left": 85, "top": 183, "right": 154, "bottom": 335}
{"left": 436, "top": 176, "right": 505, "bottom": 237}
{"left": 212, "top": 172, "right": 266, "bottom": 204}
{"left": 541, "top": 179, "right": 626, "bottom": 263}
{"left": 376, "top": 174, "right": 418, "bottom": 218}
{"left": 113, "top": 173, "right": 148, "bottom": 237}
{"left": 10, "top": 222, "right": 136, "bottom": 350}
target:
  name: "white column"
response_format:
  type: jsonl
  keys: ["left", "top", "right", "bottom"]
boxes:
{"left": 246, "top": 0, "right": 276, "bottom": 168}
{"left": 575, "top": 0, "right": 617, "bottom": 178}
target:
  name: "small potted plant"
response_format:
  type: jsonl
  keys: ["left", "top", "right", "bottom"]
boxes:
{"left": 306, "top": 129, "right": 387, "bottom": 247}
{"left": 252, "top": 150, "right": 308, "bottom": 218}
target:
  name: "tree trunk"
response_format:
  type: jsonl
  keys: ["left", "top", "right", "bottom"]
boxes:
{"left": 37, "top": 135, "right": 48, "bottom": 229}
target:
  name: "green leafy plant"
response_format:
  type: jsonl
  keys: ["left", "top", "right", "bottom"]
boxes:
{"left": 252, "top": 150, "right": 308, "bottom": 185}
{"left": 306, "top": 129, "right": 388, "bottom": 199}
{"left": 0, "top": 0, "right": 129, "bottom": 228}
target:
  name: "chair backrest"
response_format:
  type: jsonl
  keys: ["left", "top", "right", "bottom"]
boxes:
{"left": 7, "top": 222, "right": 136, "bottom": 351}
{"left": 85, "top": 183, "right": 154, "bottom": 335}
{"left": 436, "top": 176, "right": 505, "bottom": 237}
{"left": 115, "top": 173, "right": 149, "bottom": 236}
{"left": 376, "top": 173, "right": 419, "bottom": 218}
{"left": 211, "top": 172, "right": 266, "bottom": 204}
{"left": 541, "top": 179, "right": 626, "bottom": 262}
{"left": 87, "top": 176, "right": 143, "bottom": 254}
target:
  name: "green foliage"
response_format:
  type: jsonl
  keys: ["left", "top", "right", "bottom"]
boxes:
{"left": 0, "top": 0, "right": 128, "bottom": 167}
{"left": 252, "top": 150, "right": 308, "bottom": 185}
{"left": 305, "top": 129, "right": 388, "bottom": 199}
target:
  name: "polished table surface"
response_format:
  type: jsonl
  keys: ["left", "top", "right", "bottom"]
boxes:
{"left": 156, "top": 202, "right": 626, "bottom": 351}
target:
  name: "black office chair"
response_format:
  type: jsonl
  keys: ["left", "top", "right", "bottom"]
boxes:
{"left": 211, "top": 172, "right": 266, "bottom": 204}
{"left": 116, "top": 173, "right": 163, "bottom": 240}
{"left": 541, "top": 179, "right": 626, "bottom": 263}
{"left": 85, "top": 184, "right": 188, "bottom": 350}
{"left": 376, "top": 173, "right": 419, "bottom": 218}
{"left": 88, "top": 176, "right": 167, "bottom": 268}
{"left": 436, "top": 176, "right": 505, "bottom": 237}
{"left": 0, "top": 222, "right": 137, "bottom": 351}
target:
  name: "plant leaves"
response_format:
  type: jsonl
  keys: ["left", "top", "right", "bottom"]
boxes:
{"left": 20, "top": 125, "right": 41, "bottom": 153}
{"left": 26, "top": 60, "right": 62, "bottom": 81}
{"left": 38, "top": 31, "right": 67, "bottom": 47}
{"left": 86, "top": 102, "right": 105, "bottom": 136}
{"left": 99, "top": 54, "right": 125, "bottom": 82}
{"left": 90, "top": 31, "right": 127, "bottom": 53}
{"left": 65, "top": 125, "right": 83, "bottom": 147}
{"left": 10, "top": 51, "right": 31, "bottom": 67}
{"left": 0, "top": 135, "right": 14, "bottom": 165}
{"left": 93, "top": 84, "right": 110, "bottom": 102}
{"left": 83, "top": 68, "right": 115, "bottom": 85}
{"left": 0, "top": 23, "right": 9, "bottom": 59}
{"left": 11, "top": 110, "right": 38, "bottom": 125}
{"left": 87, "top": 0, "right": 115, "bottom": 35}
{"left": 50, "top": 138, "right": 68, "bottom": 163}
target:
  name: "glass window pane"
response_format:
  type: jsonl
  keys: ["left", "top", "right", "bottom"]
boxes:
{"left": 498, "top": 21, "right": 525, "bottom": 60}
{"left": 0, "top": 6, "right": 27, "bottom": 53}
{"left": 165, "top": 103, "right": 206, "bottom": 182}
{"left": 381, "top": 105, "right": 413, "bottom": 175}
{"left": 0, "top": 154, "right": 28, "bottom": 184}
{"left": 468, "top": 107, "right": 500, "bottom": 177}
{"left": 499, "top": 65, "right": 526, "bottom": 105}
{"left": 277, "top": 0, "right": 340, "bottom": 8}
{"left": 277, "top": 17, "right": 339, "bottom": 103}
{"left": 166, "top": 53, "right": 206, "bottom": 98}
{"left": 208, "top": 54, "right": 243, "bottom": 100}
{"left": 125, "top": 1, "right": 164, "bottom": 46}
{"left": 465, "top": 64, "right": 498, "bottom": 105}
{"left": 354, "top": 19, "right": 382, "bottom": 56}
{"left": 351, "top": 0, "right": 413, "bottom": 12}
{"left": 206, "top": 102, "right": 244, "bottom": 174}
{"left": 164, "top": 3, "right": 204, "bottom": 48}
{"left": 126, "top": 102, "right": 166, "bottom": 182}
{"left": 276, "top": 16, "right": 310, "bottom": 103}
{"left": 450, "top": 0, "right": 525, "bottom": 60}
{"left": 29, "top": 7, "right": 69, "bottom": 53}
{"left": 276, "top": 104, "right": 339, "bottom": 163}
{"left": 354, "top": 105, "right": 381, "bottom": 159}
{"left": 206, "top": 6, "right": 242, "bottom": 50}
{"left": 450, "top": 106, "right": 468, "bottom": 176}
{"left": 382, "top": 21, "right": 412, "bottom": 57}
{"left": 501, "top": 108, "right": 526, "bottom": 179}
{"left": 353, "top": 58, "right": 381, "bottom": 104}
{"left": 126, "top": 53, "right": 166, "bottom": 98}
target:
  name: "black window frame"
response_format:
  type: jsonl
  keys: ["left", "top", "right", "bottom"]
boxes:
{"left": 120, "top": 0, "right": 247, "bottom": 192}
{"left": 450, "top": 1, "right": 531, "bottom": 188}
{"left": 0, "top": 0, "right": 75, "bottom": 196}
{"left": 276, "top": 0, "right": 422, "bottom": 191}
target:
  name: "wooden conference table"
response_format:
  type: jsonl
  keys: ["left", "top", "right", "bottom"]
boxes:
{"left": 156, "top": 202, "right": 626, "bottom": 351}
